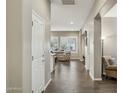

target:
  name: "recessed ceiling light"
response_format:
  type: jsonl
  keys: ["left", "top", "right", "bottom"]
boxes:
{"left": 70, "top": 21, "right": 74, "bottom": 24}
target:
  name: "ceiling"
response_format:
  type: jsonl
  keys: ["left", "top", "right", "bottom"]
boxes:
{"left": 104, "top": 4, "right": 117, "bottom": 17}
{"left": 102, "top": 4, "right": 117, "bottom": 38}
{"left": 51, "top": 0, "right": 95, "bottom": 31}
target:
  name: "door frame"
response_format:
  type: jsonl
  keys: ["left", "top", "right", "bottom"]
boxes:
{"left": 32, "top": 10, "right": 45, "bottom": 93}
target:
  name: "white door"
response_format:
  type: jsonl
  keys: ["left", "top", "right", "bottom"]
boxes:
{"left": 32, "top": 11, "right": 45, "bottom": 93}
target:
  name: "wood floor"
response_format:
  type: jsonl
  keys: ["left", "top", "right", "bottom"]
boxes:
{"left": 45, "top": 61, "right": 117, "bottom": 93}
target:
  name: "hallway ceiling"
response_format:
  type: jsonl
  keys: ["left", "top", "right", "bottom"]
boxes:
{"left": 51, "top": 0, "right": 95, "bottom": 31}
{"left": 104, "top": 4, "right": 117, "bottom": 17}
{"left": 102, "top": 4, "right": 117, "bottom": 38}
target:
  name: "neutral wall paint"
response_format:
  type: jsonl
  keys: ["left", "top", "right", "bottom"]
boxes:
{"left": 81, "top": 35, "right": 85, "bottom": 61}
{"left": 83, "top": 0, "right": 117, "bottom": 80}
{"left": 7, "top": 0, "right": 50, "bottom": 93}
{"left": 102, "top": 17, "right": 117, "bottom": 61}
{"left": 94, "top": 15, "right": 102, "bottom": 79}
{"left": 22, "top": 0, "right": 32, "bottom": 93}
{"left": 7, "top": 0, "right": 32, "bottom": 93}
{"left": 32, "top": 0, "right": 51, "bottom": 86}
{"left": 7, "top": 0, "right": 23, "bottom": 92}
{"left": 79, "top": 30, "right": 84, "bottom": 61}
{"left": 83, "top": 0, "right": 108, "bottom": 80}
{"left": 51, "top": 31, "right": 80, "bottom": 59}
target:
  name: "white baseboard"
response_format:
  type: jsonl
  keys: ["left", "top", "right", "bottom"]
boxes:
{"left": 7, "top": 87, "right": 22, "bottom": 93}
{"left": 70, "top": 57, "right": 80, "bottom": 59}
{"left": 89, "top": 71, "right": 102, "bottom": 81}
{"left": 43, "top": 78, "right": 52, "bottom": 91}
{"left": 94, "top": 78, "right": 102, "bottom": 81}
{"left": 80, "top": 59, "right": 83, "bottom": 62}
{"left": 89, "top": 71, "right": 94, "bottom": 80}
{"left": 85, "top": 65, "right": 89, "bottom": 70}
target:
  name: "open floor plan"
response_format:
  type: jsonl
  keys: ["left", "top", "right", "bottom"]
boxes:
{"left": 45, "top": 61, "right": 116, "bottom": 93}
{"left": 6, "top": 0, "right": 117, "bottom": 93}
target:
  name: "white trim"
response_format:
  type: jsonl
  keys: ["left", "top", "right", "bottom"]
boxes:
{"left": 80, "top": 58, "right": 83, "bottom": 62}
{"left": 94, "top": 78, "right": 102, "bottom": 81}
{"left": 70, "top": 58, "right": 80, "bottom": 60}
{"left": 43, "top": 79, "right": 52, "bottom": 91}
{"left": 89, "top": 71, "right": 94, "bottom": 80}
{"left": 32, "top": 9, "right": 45, "bottom": 24}
{"left": 89, "top": 71, "right": 102, "bottom": 81}
{"left": 7, "top": 87, "right": 22, "bottom": 92}
{"left": 85, "top": 65, "right": 89, "bottom": 70}
{"left": 32, "top": 10, "right": 46, "bottom": 93}
{"left": 90, "top": 76, "right": 102, "bottom": 81}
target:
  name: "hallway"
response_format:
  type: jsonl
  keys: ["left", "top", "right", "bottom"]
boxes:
{"left": 45, "top": 61, "right": 116, "bottom": 93}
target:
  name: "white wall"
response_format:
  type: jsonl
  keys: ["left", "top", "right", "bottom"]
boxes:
{"left": 81, "top": 31, "right": 85, "bottom": 57}
{"left": 102, "top": 17, "right": 117, "bottom": 61}
{"left": 7, "top": 0, "right": 23, "bottom": 92}
{"left": 83, "top": 0, "right": 117, "bottom": 80}
{"left": 79, "top": 30, "right": 84, "bottom": 61}
{"left": 22, "top": 0, "right": 32, "bottom": 93}
{"left": 7, "top": 0, "right": 50, "bottom": 93}
{"left": 83, "top": 0, "right": 108, "bottom": 80}
{"left": 94, "top": 15, "right": 102, "bottom": 79}
{"left": 7, "top": 0, "right": 32, "bottom": 93}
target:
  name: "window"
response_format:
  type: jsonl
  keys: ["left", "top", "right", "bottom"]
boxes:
{"left": 60, "top": 36, "right": 77, "bottom": 52}
{"left": 51, "top": 36, "right": 59, "bottom": 50}
{"left": 50, "top": 36, "right": 78, "bottom": 53}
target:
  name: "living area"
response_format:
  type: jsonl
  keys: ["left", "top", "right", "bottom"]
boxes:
{"left": 50, "top": 31, "right": 80, "bottom": 61}
{"left": 5, "top": 0, "right": 119, "bottom": 93}
{"left": 101, "top": 4, "right": 117, "bottom": 79}
{"left": 50, "top": 0, "right": 117, "bottom": 80}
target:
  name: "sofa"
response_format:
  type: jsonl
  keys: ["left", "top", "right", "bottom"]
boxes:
{"left": 102, "top": 56, "right": 117, "bottom": 78}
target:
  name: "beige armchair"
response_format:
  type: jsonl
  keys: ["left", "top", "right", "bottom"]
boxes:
{"left": 56, "top": 52, "right": 71, "bottom": 62}
{"left": 102, "top": 56, "right": 117, "bottom": 78}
